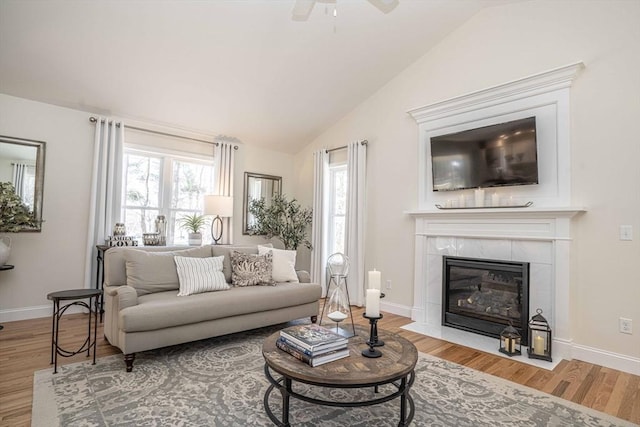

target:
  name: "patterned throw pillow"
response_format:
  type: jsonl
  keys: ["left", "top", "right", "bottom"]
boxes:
{"left": 230, "top": 251, "right": 275, "bottom": 287}
{"left": 175, "top": 256, "right": 230, "bottom": 296}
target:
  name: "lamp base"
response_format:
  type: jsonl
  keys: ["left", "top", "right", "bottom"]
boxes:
{"left": 211, "top": 216, "right": 223, "bottom": 244}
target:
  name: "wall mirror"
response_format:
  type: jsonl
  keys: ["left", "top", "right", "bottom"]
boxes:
{"left": 243, "top": 172, "right": 282, "bottom": 235}
{"left": 0, "top": 135, "right": 46, "bottom": 232}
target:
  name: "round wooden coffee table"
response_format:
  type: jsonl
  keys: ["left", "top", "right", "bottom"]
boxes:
{"left": 262, "top": 325, "right": 418, "bottom": 426}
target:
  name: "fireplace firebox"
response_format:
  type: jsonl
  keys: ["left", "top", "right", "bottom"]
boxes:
{"left": 442, "top": 256, "right": 530, "bottom": 345}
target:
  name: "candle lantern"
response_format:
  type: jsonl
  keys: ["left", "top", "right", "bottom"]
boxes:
{"left": 527, "top": 308, "right": 552, "bottom": 362}
{"left": 499, "top": 322, "right": 521, "bottom": 357}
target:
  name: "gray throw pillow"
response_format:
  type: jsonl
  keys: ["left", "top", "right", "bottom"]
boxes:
{"left": 212, "top": 244, "right": 272, "bottom": 283}
{"left": 230, "top": 250, "right": 275, "bottom": 287}
{"left": 125, "top": 246, "right": 212, "bottom": 295}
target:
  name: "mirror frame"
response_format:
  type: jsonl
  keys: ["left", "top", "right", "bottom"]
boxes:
{"left": 0, "top": 135, "right": 46, "bottom": 232}
{"left": 242, "top": 172, "right": 282, "bottom": 235}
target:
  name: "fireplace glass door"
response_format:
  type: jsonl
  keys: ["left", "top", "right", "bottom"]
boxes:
{"left": 442, "top": 256, "right": 530, "bottom": 345}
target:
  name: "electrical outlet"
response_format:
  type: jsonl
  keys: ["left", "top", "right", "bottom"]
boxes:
{"left": 619, "top": 318, "right": 632, "bottom": 334}
{"left": 386, "top": 280, "right": 392, "bottom": 290}
{"left": 619, "top": 225, "right": 633, "bottom": 241}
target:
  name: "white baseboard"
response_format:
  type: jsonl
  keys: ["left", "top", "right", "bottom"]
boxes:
{"left": 571, "top": 343, "right": 640, "bottom": 376}
{"left": 0, "top": 304, "right": 85, "bottom": 323}
{"left": 381, "top": 301, "right": 412, "bottom": 318}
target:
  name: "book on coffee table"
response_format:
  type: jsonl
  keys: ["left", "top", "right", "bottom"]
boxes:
{"left": 280, "top": 324, "right": 348, "bottom": 352}
{"left": 276, "top": 338, "right": 349, "bottom": 367}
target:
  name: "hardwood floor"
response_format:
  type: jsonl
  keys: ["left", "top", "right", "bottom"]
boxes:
{"left": 1, "top": 308, "right": 638, "bottom": 426}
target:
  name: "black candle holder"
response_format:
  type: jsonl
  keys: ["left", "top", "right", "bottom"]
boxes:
{"left": 361, "top": 313, "right": 384, "bottom": 358}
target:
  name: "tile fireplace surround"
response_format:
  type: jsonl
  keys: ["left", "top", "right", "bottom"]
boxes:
{"left": 404, "top": 208, "right": 583, "bottom": 370}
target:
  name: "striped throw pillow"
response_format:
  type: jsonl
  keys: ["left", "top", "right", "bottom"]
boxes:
{"left": 175, "top": 256, "right": 230, "bottom": 296}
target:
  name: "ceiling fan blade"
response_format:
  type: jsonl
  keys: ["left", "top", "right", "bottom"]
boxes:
{"left": 367, "top": 0, "right": 399, "bottom": 14}
{"left": 292, "top": 0, "right": 316, "bottom": 21}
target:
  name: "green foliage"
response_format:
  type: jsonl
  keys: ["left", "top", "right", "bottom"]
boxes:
{"left": 178, "top": 213, "right": 207, "bottom": 234}
{"left": 0, "top": 182, "right": 39, "bottom": 232}
{"left": 248, "top": 194, "right": 312, "bottom": 250}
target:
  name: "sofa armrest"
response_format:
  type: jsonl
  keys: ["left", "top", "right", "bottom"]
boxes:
{"left": 296, "top": 270, "right": 311, "bottom": 283}
{"left": 117, "top": 286, "right": 139, "bottom": 310}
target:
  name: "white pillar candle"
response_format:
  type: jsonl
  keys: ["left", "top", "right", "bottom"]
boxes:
{"left": 368, "top": 269, "right": 381, "bottom": 291}
{"left": 491, "top": 193, "right": 500, "bottom": 206}
{"left": 365, "top": 289, "right": 381, "bottom": 317}
{"left": 474, "top": 188, "right": 485, "bottom": 207}
{"left": 533, "top": 335, "right": 545, "bottom": 355}
{"left": 458, "top": 194, "right": 466, "bottom": 207}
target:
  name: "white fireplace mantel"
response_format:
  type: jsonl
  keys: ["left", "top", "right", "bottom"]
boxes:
{"left": 404, "top": 64, "right": 586, "bottom": 369}
{"left": 407, "top": 209, "right": 584, "bottom": 369}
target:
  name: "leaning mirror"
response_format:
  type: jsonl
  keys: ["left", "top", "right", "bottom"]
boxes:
{"left": 243, "top": 172, "right": 282, "bottom": 235}
{"left": 0, "top": 135, "right": 46, "bottom": 232}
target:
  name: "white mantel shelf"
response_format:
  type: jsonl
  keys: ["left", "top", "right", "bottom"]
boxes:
{"left": 405, "top": 206, "right": 586, "bottom": 219}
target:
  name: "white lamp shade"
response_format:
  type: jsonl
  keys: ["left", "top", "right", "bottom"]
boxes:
{"left": 204, "top": 195, "right": 234, "bottom": 217}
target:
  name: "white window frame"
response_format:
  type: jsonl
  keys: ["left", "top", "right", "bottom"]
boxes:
{"left": 122, "top": 145, "right": 215, "bottom": 245}
{"left": 327, "top": 163, "right": 347, "bottom": 256}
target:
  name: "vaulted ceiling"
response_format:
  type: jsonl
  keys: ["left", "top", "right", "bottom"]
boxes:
{"left": 0, "top": 0, "right": 516, "bottom": 153}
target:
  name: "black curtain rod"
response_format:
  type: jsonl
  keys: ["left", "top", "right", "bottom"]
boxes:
{"left": 326, "top": 140, "right": 368, "bottom": 153}
{"left": 89, "top": 116, "right": 239, "bottom": 149}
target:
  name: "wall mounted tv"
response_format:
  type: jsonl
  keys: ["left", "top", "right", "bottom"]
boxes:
{"left": 431, "top": 117, "right": 539, "bottom": 191}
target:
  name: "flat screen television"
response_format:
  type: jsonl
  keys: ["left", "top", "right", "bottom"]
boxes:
{"left": 431, "top": 117, "right": 538, "bottom": 191}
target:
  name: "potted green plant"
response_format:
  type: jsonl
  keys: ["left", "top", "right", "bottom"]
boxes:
{"left": 248, "top": 194, "right": 312, "bottom": 250}
{"left": 0, "top": 182, "right": 40, "bottom": 265}
{"left": 178, "top": 213, "right": 207, "bottom": 246}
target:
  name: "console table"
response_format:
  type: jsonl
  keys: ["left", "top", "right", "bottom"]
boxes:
{"left": 262, "top": 325, "right": 417, "bottom": 426}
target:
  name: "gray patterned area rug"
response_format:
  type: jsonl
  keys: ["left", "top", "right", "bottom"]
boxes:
{"left": 33, "top": 325, "right": 633, "bottom": 427}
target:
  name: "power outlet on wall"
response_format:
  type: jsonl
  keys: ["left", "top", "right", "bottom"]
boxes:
{"left": 386, "top": 280, "right": 392, "bottom": 290}
{"left": 619, "top": 318, "right": 633, "bottom": 334}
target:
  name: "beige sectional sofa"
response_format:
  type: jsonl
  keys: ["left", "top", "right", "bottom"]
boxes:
{"left": 103, "top": 244, "right": 321, "bottom": 371}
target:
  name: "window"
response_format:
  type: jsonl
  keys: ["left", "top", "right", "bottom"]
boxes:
{"left": 122, "top": 148, "right": 215, "bottom": 245}
{"left": 327, "top": 163, "right": 347, "bottom": 255}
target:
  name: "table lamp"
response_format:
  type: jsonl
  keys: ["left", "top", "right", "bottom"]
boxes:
{"left": 204, "top": 195, "right": 234, "bottom": 244}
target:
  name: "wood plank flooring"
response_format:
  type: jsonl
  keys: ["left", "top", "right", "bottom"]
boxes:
{"left": 1, "top": 307, "right": 638, "bottom": 426}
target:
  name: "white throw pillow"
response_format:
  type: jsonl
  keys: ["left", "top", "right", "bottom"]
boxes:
{"left": 175, "top": 256, "right": 230, "bottom": 296}
{"left": 258, "top": 246, "right": 299, "bottom": 283}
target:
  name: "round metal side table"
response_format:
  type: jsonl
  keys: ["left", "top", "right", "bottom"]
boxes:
{"left": 47, "top": 288, "right": 102, "bottom": 374}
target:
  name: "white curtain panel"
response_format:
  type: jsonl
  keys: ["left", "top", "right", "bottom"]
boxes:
{"left": 84, "top": 118, "right": 124, "bottom": 288}
{"left": 310, "top": 149, "right": 329, "bottom": 295}
{"left": 11, "top": 163, "right": 27, "bottom": 199}
{"left": 345, "top": 141, "right": 367, "bottom": 307}
{"left": 214, "top": 142, "right": 235, "bottom": 244}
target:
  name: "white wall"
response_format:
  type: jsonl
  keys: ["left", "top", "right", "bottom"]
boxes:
{"left": 0, "top": 93, "right": 298, "bottom": 320}
{"left": 293, "top": 0, "right": 640, "bottom": 362}
{"left": 0, "top": 93, "right": 94, "bottom": 319}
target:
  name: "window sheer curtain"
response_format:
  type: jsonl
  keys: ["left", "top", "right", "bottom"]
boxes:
{"left": 214, "top": 142, "right": 235, "bottom": 244}
{"left": 84, "top": 118, "right": 124, "bottom": 288}
{"left": 12, "top": 163, "right": 27, "bottom": 199}
{"left": 311, "top": 149, "right": 329, "bottom": 295}
{"left": 345, "top": 141, "right": 367, "bottom": 306}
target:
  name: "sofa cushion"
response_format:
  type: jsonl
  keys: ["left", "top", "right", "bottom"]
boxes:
{"left": 258, "top": 246, "right": 299, "bottom": 283}
{"left": 175, "top": 256, "right": 229, "bottom": 296}
{"left": 230, "top": 251, "right": 275, "bottom": 287}
{"left": 125, "top": 246, "right": 212, "bottom": 296}
{"left": 119, "top": 282, "right": 322, "bottom": 332}
{"left": 211, "top": 244, "right": 272, "bottom": 283}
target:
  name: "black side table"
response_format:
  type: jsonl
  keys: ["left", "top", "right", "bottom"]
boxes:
{"left": 0, "top": 265, "right": 15, "bottom": 331}
{"left": 47, "top": 289, "right": 102, "bottom": 374}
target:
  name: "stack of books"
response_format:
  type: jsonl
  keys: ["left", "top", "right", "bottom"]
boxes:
{"left": 277, "top": 324, "right": 350, "bottom": 367}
